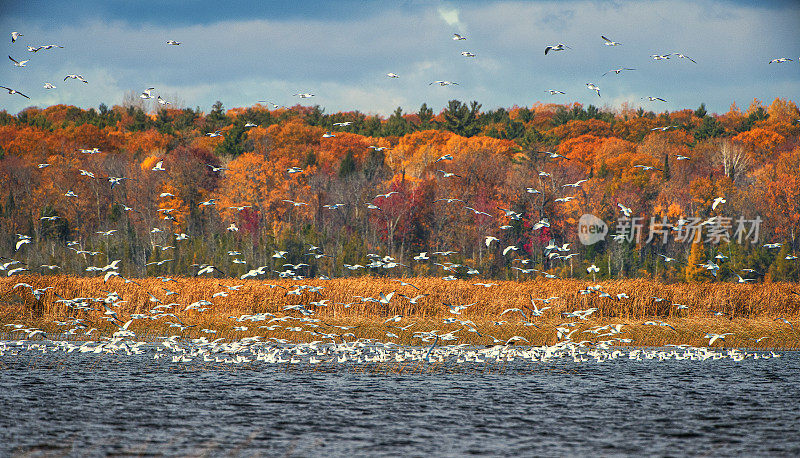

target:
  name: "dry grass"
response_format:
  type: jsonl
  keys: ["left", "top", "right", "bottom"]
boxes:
{"left": 1, "top": 275, "right": 799, "bottom": 349}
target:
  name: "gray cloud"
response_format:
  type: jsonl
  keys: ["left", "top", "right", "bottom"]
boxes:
{"left": 0, "top": 1, "right": 797, "bottom": 117}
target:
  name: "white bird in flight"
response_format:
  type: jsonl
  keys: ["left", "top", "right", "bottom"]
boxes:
{"left": 11, "top": 32, "right": 22, "bottom": 43}
{"left": 601, "top": 35, "right": 621, "bottom": 46}
{"left": 602, "top": 67, "right": 635, "bottom": 76}
{"left": 452, "top": 33, "right": 467, "bottom": 40}
{"left": 546, "top": 90, "right": 565, "bottom": 95}
{"left": 8, "top": 55, "right": 28, "bottom": 67}
{"left": 28, "top": 45, "right": 63, "bottom": 52}
{"left": 544, "top": 43, "right": 570, "bottom": 55}
{"left": 672, "top": 52, "right": 697, "bottom": 63}
{"left": 503, "top": 245, "right": 519, "bottom": 256}
{"left": 563, "top": 179, "right": 588, "bottom": 188}
{"left": 586, "top": 83, "right": 601, "bottom": 97}
{"left": 768, "top": 57, "right": 792, "bottom": 64}
{"left": 705, "top": 333, "right": 733, "bottom": 346}
{"left": 386, "top": 72, "right": 399, "bottom": 78}
{"left": 64, "top": 74, "right": 88, "bottom": 83}
{"left": 43, "top": 82, "right": 56, "bottom": 89}
{"left": 166, "top": 40, "right": 181, "bottom": 45}
{"left": 0, "top": 86, "right": 30, "bottom": 98}
{"left": 461, "top": 51, "right": 476, "bottom": 57}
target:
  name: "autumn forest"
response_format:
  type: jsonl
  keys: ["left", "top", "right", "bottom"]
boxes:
{"left": 1, "top": 97, "right": 799, "bottom": 282}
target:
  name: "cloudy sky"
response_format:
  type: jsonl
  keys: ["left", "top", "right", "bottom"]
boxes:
{"left": 1, "top": 0, "right": 798, "bottom": 116}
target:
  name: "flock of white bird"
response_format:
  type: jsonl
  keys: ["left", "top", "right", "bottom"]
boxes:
{"left": 3, "top": 29, "right": 797, "bottom": 105}
{"left": 0, "top": 334, "right": 784, "bottom": 367}
{"left": 2, "top": 30, "right": 797, "bottom": 368}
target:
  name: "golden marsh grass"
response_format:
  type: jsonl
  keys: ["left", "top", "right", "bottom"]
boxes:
{"left": 1, "top": 275, "right": 798, "bottom": 349}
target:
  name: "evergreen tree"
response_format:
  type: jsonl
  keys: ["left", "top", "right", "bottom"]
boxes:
{"left": 694, "top": 103, "right": 708, "bottom": 118}
{"left": 127, "top": 106, "right": 150, "bottom": 131}
{"left": 441, "top": 100, "right": 481, "bottom": 137}
{"left": 415, "top": 103, "right": 434, "bottom": 130}
{"left": 205, "top": 101, "right": 229, "bottom": 131}
{"left": 304, "top": 105, "right": 327, "bottom": 127}
{"left": 384, "top": 107, "right": 411, "bottom": 136}
{"left": 215, "top": 121, "right": 247, "bottom": 156}
{"left": 769, "top": 244, "right": 799, "bottom": 281}
{"left": 694, "top": 116, "right": 724, "bottom": 140}
{"left": 339, "top": 150, "right": 357, "bottom": 178}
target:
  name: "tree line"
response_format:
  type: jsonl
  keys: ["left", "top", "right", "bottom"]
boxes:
{"left": 0, "top": 97, "right": 798, "bottom": 282}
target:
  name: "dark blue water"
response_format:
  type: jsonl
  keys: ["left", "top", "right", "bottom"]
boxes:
{"left": 2, "top": 350, "right": 799, "bottom": 456}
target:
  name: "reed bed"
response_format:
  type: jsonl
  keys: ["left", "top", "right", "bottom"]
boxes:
{"left": 1, "top": 275, "right": 799, "bottom": 349}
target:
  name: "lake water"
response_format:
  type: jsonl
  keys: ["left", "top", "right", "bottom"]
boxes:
{"left": 1, "top": 344, "right": 799, "bottom": 456}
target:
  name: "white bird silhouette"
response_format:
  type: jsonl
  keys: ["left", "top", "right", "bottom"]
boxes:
{"left": 602, "top": 67, "right": 635, "bottom": 76}
{"left": 705, "top": 332, "right": 732, "bottom": 346}
{"left": 283, "top": 199, "right": 308, "bottom": 207}
{"left": 601, "top": 35, "right": 621, "bottom": 46}
{"left": 379, "top": 291, "right": 395, "bottom": 305}
{"left": 11, "top": 32, "right": 22, "bottom": 43}
{"left": 64, "top": 74, "right": 88, "bottom": 83}
{"left": 452, "top": 33, "right": 467, "bottom": 40}
{"left": 586, "top": 83, "right": 601, "bottom": 97}
{"left": 166, "top": 40, "right": 181, "bottom": 45}
{"left": 140, "top": 87, "right": 155, "bottom": 99}
{"left": 503, "top": 245, "right": 519, "bottom": 256}
{"left": 0, "top": 86, "right": 29, "bottom": 98}
{"left": 672, "top": 52, "right": 696, "bottom": 63}
{"left": 28, "top": 44, "right": 63, "bottom": 52}
{"left": 563, "top": 179, "right": 588, "bottom": 188}
{"left": 8, "top": 55, "right": 29, "bottom": 67}
{"left": 545, "top": 43, "right": 570, "bottom": 55}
